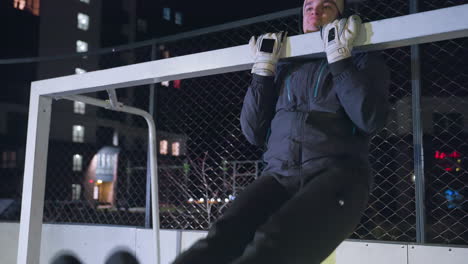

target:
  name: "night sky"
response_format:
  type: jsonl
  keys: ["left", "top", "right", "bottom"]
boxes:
{"left": 182, "top": 0, "right": 301, "bottom": 29}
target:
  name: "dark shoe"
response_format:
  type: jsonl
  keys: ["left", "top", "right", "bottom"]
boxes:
{"left": 50, "top": 253, "right": 82, "bottom": 264}
{"left": 105, "top": 250, "right": 139, "bottom": 264}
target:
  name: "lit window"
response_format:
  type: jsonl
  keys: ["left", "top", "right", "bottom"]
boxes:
{"left": 80, "top": 0, "right": 90, "bottom": 4}
{"left": 172, "top": 142, "right": 180, "bottom": 156}
{"left": 175, "top": 12, "right": 183, "bottom": 25}
{"left": 160, "top": 140, "right": 168, "bottom": 155}
{"left": 76, "top": 40, "right": 88, "bottom": 53}
{"left": 13, "top": 0, "right": 26, "bottom": 10}
{"left": 13, "top": 0, "right": 39, "bottom": 15}
{"left": 73, "top": 154, "right": 83, "bottom": 171}
{"left": 97, "top": 153, "right": 115, "bottom": 175}
{"left": 112, "top": 131, "right": 119, "bottom": 146}
{"left": 100, "top": 154, "right": 106, "bottom": 167}
{"left": 163, "top": 7, "right": 171, "bottom": 21}
{"left": 72, "top": 184, "right": 82, "bottom": 200}
{"left": 74, "top": 101, "right": 86, "bottom": 114}
{"left": 106, "top": 154, "right": 111, "bottom": 168}
{"left": 93, "top": 185, "right": 99, "bottom": 200}
{"left": 161, "top": 81, "right": 169, "bottom": 87}
{"left": 75, "top": 68, "right": 87, "bottom": 74}
{"left": 77, "top": 13, "right": 90, "bottom": 31}
{"left": 72, "top": 125, "right": 85, "bottom": 142}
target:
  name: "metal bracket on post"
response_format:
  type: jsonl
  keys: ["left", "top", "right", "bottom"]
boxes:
{"left": 106, "top": 89, "right": 123, "bottom": 110}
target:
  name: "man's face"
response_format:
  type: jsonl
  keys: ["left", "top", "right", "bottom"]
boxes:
{"left": 303, "top": 0, "right": 340, "bottom": 33}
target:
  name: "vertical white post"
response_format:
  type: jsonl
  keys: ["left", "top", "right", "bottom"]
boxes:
{"left": 17, "top": 92, "right": 52, "bottom": 264}
{"left": 144, "top": 113, "right": 161, "bottom": 264}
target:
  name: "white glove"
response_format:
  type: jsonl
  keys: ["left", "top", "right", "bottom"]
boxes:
{"left": 249, "top": 31, "right": 287, "bottom": 76}
{"left": 321, "top": 15, "right": 362, "bottom": 64}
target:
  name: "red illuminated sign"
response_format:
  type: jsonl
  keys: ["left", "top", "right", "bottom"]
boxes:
{"left": 435, "top": 150, "right": 462, "bottom": 172}
{"left": 435, "top": 151, "right": 461, "bottom": 160}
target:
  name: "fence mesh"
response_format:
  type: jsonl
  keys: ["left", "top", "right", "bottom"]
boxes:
{"left": 1, "top": 0, "right": 467, "bottom": 245}
{"left": 420, "top": 36, "right": 468, "bottom": 245}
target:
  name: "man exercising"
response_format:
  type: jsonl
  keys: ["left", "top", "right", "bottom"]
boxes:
{"left": 173, "top": 0, "right": 390, "bottom": 263}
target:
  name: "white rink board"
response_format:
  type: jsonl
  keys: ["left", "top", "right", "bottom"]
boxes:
{"left": 0, "top": 222, "right": 20, "bottom": 264}
{"left": 336, "top": 241, "right": 408, "bottom": 264}
{"left": 180, "top": 230, "right": 208, "bottom": 252}
{"left": 39, "top": 224, "right": 136, "bottom": 264}
{"left": 408, "top": 244, "right": 468, "bottom": 264}
{"left": 3, "top": 223, "right": 468, "bottom": 263}
{"left": 136, "top": 229, "right": 178, "bottom": 264}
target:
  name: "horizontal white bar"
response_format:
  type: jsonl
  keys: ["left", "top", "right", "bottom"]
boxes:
{"left": 34, "top": 4, "right": 468, "bottom": 97}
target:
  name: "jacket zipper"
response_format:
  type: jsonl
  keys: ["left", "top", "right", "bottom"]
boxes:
{"left": 286, "top": 75, "right": 292, "bottom": 102}
{"left": 308, "top": 60, "right": 327, "bottom": 111}
{"left": 313, "top": 60, "right": 327, "bottom": 98}
{"left": 299, "top": 112, "right": 305, "bottom": 177}
{"left": 300, "top": 60, "right": 327, "bottom": 175}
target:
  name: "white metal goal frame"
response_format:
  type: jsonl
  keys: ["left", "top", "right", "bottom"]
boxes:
{"left": 17, "top": 4, "right": 468, "bottom": 264}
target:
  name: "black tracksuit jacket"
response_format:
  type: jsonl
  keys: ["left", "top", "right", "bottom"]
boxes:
{"left": 240, "top": 52, "right": 390, "bottom": 186}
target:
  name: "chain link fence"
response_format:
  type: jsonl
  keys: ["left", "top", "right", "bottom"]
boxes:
{"left": 420, "top": 38, "right": 468, "bottom": 244}
{"left": 1, "top": 0, "right": 467, "bottom": 246}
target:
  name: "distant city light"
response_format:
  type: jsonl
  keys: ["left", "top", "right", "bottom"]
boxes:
{"left": 72, "top": 125, "right": 85, "bottom": 142}
{"left": 160, "top": 140, "right": 168, "bottom": 155}
{"left": 112, "top": 131, "right": 119, "bottom": 146}
{"left": 93, "top": 186, "right": 99, "bottom": 200}
{"left": 13, "top": 0, "right": 40, "bottom": 15}
{"left": 163, "top": 7, "right": 171, "bottom": 21}
{"left": 77, "top": 13, "right": 90, "bottom": 31}
{"left": 76, "top": 40, "right": 88, "bottom": 53}
{"left": 72, "top": 154, "right": 83, "bottom": 171}
{"left": 75, "top": 68, "right": 87, "bottom": 74}
{"left": 175, "top": 12, "right": 183, "bottom": 25}
{"left": 435, "top": 150, "right": 461, "bottom": 159}
{"left": 14, "top": 0, "right": 26, "bottom": 10}
{"left": 445, "top": 189, "right": 464, "bottom": 209}
{"left": 172, "top": 142, "right": 180, "bottom": 156}
{"left": 74, "top": 101, "right": 86, "bottom": 114}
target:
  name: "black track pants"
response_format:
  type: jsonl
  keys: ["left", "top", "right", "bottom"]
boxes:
{"left": 172, "top": 167, "right": 370, "bottom": 264}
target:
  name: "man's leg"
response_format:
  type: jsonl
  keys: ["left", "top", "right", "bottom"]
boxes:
{"left": 230, "top": 167, "right": 370, "bottom": 264}
{"left": 172, "top": 174, "right": 291, "bottom": 264}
